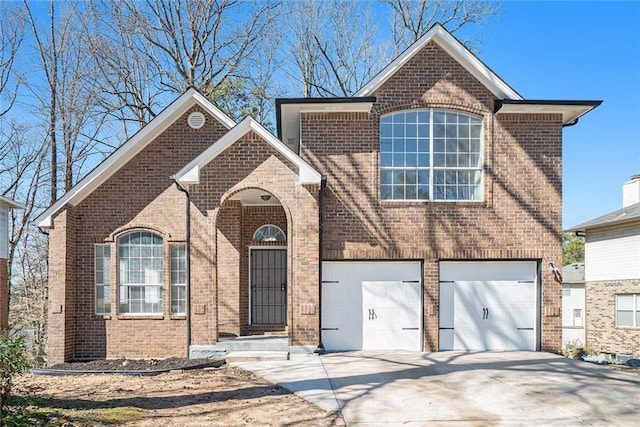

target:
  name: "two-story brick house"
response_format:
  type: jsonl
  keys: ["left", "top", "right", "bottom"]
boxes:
{"left": 567, "top": 175, "right": 640, "bottom": 356}
{"left": 36, "top": 24, "right": 600, "bottom": 364}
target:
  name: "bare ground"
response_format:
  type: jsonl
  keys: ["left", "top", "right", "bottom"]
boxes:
{"left": 10, "top": 365, "right": 342, "bottom": 426}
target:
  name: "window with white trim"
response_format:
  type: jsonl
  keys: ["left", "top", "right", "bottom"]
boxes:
{"left": 118, "top": 231, "right": 163, "bottom": 314}
{"left": 616, "top": 294, "right": 640, "bottom": 327}
{"left": 95, "top": 244, "right": 111, "bottom": 315}
{"left": 170, "top": 244, "right": 187, "bottom": 315}
{"left": 253, "top": 225, "right": 286, "bottom": 242}
{"left": 380, "top": 109, "right": 483, "bottom": 201}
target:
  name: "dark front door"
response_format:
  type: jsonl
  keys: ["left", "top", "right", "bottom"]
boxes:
{"left": 250, "top": 249, "right": 287, "bottom": 324}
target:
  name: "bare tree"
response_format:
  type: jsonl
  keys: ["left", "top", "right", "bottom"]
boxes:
{"left": 286, "top": 0, "right": 388, "bottom": 97}
{"left": 24, "top": 1, "right": 110, "bottom": 196}
{"left": 82, "top": 0, "right": 162, "bottom": 134}
{"left": 8, "top": 228, "right": 49, "bottom": 364}
{"left": 1, "top": 120, "right": 48, "bottom": 357}
{"left": 384, "top": 0, "right": 500, "bottom": 54}
{"left": 119, "top": 0, "right": 280, "bottom": 113}
{"left": 286, "top": 0, "right": 499, "bottom": 97}
{"left": 286, "top": 0, "right": 323, "bottom": 97}
{"left": 24, "top": 0, "right": 59, "bottom": 203}
{"left": 0, "top": 3, "right": 25, "bottom": 118}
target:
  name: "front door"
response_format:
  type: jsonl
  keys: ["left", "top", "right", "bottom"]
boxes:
{"left": 250, "top": 249, "right": 287, "bottom": 324}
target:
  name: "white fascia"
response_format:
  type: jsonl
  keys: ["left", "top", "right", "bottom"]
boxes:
{"left": 35, "top": 88, "right": 235, "bottom": 228}
{"left": 355, "top": 24, "right": 522, "bottom": 101}
{"left": 175, "top": 117, "right": 321, "bottom": 186}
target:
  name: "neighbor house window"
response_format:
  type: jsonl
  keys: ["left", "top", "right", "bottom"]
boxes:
{"left": 253, "top": 225, "right": 286, "bottom": 242}
{"left": 573, "top": 309, "right": 583, "bottom": 327}
{"left": 118, "top": 231, "right": 163, "bottom": 314}
{"left": 170, "top": 244, "right": 187, "bottom": 315}
{"left": 616, "top": 294, "right": 640, "bottom": 327}
{"left": 380, "top": 109, "right": 482, "bottom": 201}
{"left": 95, "top": 244, "right": 111, "bottom": 315}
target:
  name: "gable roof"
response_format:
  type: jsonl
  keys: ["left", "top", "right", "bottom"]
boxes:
{"left": 35, "top": 88, "right": 236, "bottom": 228}
{"left": 175, "top": 116, "right": 321, "bottom": 186}
{"left": 562, "top": 263, "right": 585, "bottom": 284}
{"left": 355, "top": 23, "right": 522, "bottom": 100}
{"left": 566, "top": 203, "right": 640, "bottom": 233}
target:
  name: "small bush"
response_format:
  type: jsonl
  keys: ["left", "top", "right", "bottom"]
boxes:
{"left": 0, "top": 334, "right": 30, "bottom": 424}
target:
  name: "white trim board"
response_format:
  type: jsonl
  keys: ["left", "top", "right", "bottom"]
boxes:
{"left": 35, "top": 88, "right": 235, "bottom": 228}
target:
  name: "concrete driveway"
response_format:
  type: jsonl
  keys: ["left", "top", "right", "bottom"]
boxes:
{"left": 320, "top": 351, "right": 640, "bottom": 425}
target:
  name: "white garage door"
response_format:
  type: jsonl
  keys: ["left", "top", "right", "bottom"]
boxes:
{"left": 322, "top": 261, "right": 422, "bottom": 351}
{"left": 439, "top": 261, "right": 538, "bottom": 351}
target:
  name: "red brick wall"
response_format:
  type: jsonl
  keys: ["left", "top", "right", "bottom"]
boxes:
{"left": 216, "top": 201, "right": 242, "bottom": 337}
{"left": 48, "top": 106, "right": 230, "bottom": 362}
{"left": 586, "top": 279, "right": 640, "bottom": 355}
{"left": 300, "top": 41, "right": 563, "bottom": 352}
{"left": 190, "top": 131, "right": 320, "bottom": 347}
{"left": 241, "top": 206, "right": 288, "bottom": 335}
{"left": 47, "top": 209, "right": 77, "bottom": 364}
{"left": 47, "top": 39, "right": 565, "bottom": 360}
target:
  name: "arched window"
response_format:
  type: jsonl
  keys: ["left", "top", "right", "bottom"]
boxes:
{"left": 380, "top": 109, "right": 483, "bottom": 201}
{"left": 253, "top": 225, "right": 286, "bottom": 242}
{"left": 118, "top": 231, "right": 163, "bottom": 314}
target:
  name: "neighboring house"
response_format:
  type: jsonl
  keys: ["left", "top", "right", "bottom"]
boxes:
{"left": 567, "top": 175, "right": 640, "bottom": 356}
{"left": 35, "top": 23, "right": 600, "bottom": 364}
{"left": 562, "top": 263, "right": 585, "bottom": 349}
{"left": 0, "top": 196, "right": 25, "bottom": 332}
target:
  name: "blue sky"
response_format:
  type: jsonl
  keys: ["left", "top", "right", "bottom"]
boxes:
{"left": 465, "top": 1, "right": 640, "bottom": 228}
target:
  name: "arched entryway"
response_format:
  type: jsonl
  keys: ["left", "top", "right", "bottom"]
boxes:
{"left": 216, "top": 188, "right": 291, "bottom": 338}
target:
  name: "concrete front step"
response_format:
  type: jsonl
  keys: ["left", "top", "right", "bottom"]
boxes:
{"left": 226, "top": 351, "right": 290, "bottom": 362}
{"left": 189, "top": 336, "right": 318, "bottom": 359}
{"left": 215, "top": 335, "right": 289, "bottom": 352}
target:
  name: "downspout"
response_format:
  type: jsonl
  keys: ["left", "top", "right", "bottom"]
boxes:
{"left": 173, "top": 178, "right": 191, "bottom": 358}
{"left": 315, "top": 175, "right": 328, "bottom": 354}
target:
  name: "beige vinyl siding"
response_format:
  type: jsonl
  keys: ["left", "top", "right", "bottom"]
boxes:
{"left": 585, "top": 224, "right": 640, "bottom": 281}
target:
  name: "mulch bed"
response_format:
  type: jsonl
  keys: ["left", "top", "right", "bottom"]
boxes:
{"left": 47, "top": 357, "right": 222, "bottom": 372}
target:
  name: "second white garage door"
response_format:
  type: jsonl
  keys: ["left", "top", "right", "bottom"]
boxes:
{"left": 439, "top": 261, "right": 538, "bottom": 351}
{"left": 322, "top": 261, "right": 422, "bottom": 351}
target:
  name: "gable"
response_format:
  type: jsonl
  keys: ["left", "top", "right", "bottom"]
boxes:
{"left": 356, "top": 23, "right": 521, "bottom": 100}
{"left": 175, "top": 117, "right": 321, "bottom": 186}
{"left": 372, "top": 40, "right": 496, "bottom": 111}
{"left": 35, "top": 88, "right": 235, "bottom": 228}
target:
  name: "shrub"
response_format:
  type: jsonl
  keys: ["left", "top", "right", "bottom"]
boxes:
{"left": 0, "top": 334, "right": 30, "bottom": 423}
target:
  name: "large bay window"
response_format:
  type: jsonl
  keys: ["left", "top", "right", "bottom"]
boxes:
{"left": 118, "top": 231, "right": 163, "bottom": 314}
{"left": 380, "top": 109, "right": 483, "bottom": 201}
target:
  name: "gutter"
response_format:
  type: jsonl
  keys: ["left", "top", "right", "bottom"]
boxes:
{"left": 315, "top": 175, "right": 328, "bottom": 353}
{"left": 172, "top": 178, "right": 192, "bottom": 358}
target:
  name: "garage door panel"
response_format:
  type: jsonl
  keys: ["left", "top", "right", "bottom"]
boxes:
{"left": 322, "top": 263, "right": 422, "bottom": 351}
{"left": 322, "top": 328, "right": 362, "bottom": 351}
{"left": 440, "top": 261, "right": 537, "bottom": 282}
{"left": 439, "top": 262, "right": 538, "bottom": 351}
{"left": 439, "top": 282, "right": 455, "bottom": 328}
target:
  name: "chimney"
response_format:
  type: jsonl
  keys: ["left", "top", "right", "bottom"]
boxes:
{"left": 623, "top": 174, "right": 640, "bottom": 208}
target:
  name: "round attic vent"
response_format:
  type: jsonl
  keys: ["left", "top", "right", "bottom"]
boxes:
{"left": 187, "top": 111, "right": 206, "bottom": 129}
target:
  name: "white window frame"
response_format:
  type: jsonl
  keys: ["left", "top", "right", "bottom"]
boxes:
{"left": 616, "top": 294, "right": 640, "bottom": 327}
{"left": 95, "top": 244, "right": 111, "bottom": 315}
{"left": 380, "top": 109, "right": 483, "bottom": 202}
{"left": 118, "top": 231, "right": 164, "bottom": 315}
{"left": 170, "top": 244, "right": 187, "bottom": 315}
